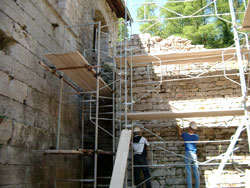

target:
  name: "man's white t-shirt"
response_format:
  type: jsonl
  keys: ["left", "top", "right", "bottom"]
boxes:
{"left": 133, "top": 136, "right": 149, "bottom": 155}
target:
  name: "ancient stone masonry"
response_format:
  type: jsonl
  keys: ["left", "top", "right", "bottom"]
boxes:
{"left": 0, "top": 0, "right": 119, "bottom": 187}
{"left": 116, "top": 33, "right": 204, "bottom": 56}
{"left": 116, "top": 33, "right": 250, "bottom": 187}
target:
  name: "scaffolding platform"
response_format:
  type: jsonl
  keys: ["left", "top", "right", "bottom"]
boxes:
{"left": 242, "top": 1, "right": 250, "bottom": 30}
{"left": 45, "top": 51, "right": 112, "bottom": 96}
{"left": 121, "top": 108, "right": 248, "bottom": 120}
{"left": 116, "top": 48, "right": 249, "bottom": 67}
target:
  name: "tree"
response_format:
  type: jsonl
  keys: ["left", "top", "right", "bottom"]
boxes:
{"left": 137, "top": 0, "right": 247, "bottom": 48}
{"left": 136, "top": 0, "right": 163, "bottom": 36}
{"left": 117, "top": 18, "right": 129, "bottom": 42}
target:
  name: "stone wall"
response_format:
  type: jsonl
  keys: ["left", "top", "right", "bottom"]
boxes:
{"left": 116, "top": 33, "right": 204, "bottom": 56}
{"left": 0, "top": 0, "right": 118, "bottom": 187}
{"left": 117, "top": 34, "right": 250, "bottom": 187}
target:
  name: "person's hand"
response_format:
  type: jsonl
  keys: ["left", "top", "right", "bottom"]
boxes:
{"left": 176, "top": 124, "right": 183, "bottom": 137}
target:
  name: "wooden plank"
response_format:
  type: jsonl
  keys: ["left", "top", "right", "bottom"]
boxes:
{"left": 110, "top": 129, "right": 132, "bottom": 188}
{"left": 45, "top": 52, "right": 112, "bottom": 96}
{"left": 245, "top": 169, "right": 250, "bottom": 188}
{"left": 46, "top": 52, "right": 99, "bottom": 92}
{"left": 242, "top": 1, "right": 250, "bottom": 30}
{"left": 121, "top": 109, "right": 247, "bottom": 120}
{"left": 116, "top": 48, "right": 249, "bottom": 67}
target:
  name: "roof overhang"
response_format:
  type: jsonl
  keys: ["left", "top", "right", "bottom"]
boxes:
{"left": 106, "top": 0, "right": 132, "bottom": 21}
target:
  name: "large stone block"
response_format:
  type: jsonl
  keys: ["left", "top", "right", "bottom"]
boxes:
{"left": 0, "top": 0, "right": 28, "bottom": 27}
{"left": 12, "top": 22, "right": 37, "bottom": 54}
{"left": 0, "top": 51, "right": 13, "bottom": 76}
{"left": 0, "top": 11, "right": 13, "bottom": 37}
{"left": 26, "top": 16, "right": 45, "bottom": 44}
{"left": 152, "top": 169, "right": 167, "bottom": 177}
{"left": 8, "top": 121, "right": 54, "bottom": 150}
{"left": 0, "top": 145, "right": 43, "bottom": 166}
{"left": 0, "top": 164, "right": 26, "bottom": 184}
{"left": 0, "top": 118, "right": 13, "bottom": 145}
{"left": 0, "top": 71, "right": 28, "bottom": 103}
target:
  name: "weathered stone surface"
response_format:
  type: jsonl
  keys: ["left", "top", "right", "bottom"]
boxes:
{"left": 0, "top": 71, "right": 28, "bottom": 103}
{"left": 0, "top": 11, "right": 13, "bottom": 38}
{"left": 0, "top": 0, "right": 28, "bottom": 27}
{"left": 0, "top": 164, "right": 26, "bottom": 185}
{"left": 153, "top": 169, "right": 167, "bottom": 177}
{"left": 0, "top": 0, "right": 119, "bottom": 187}
{"left": 0, "top": 146, "right": 43, "bottom": 166}
{"left": 151, "top": 180, "right": 160, "bottom": 188}
{"left": 0, "top": 119, "right": 13, "bottom": 145}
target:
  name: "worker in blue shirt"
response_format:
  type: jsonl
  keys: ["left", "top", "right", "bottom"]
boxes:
{"left": 177, "top": 121, "right": 200, "bottom": 188}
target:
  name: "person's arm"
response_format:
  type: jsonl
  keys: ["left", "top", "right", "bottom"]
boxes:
{"left": 144, "top": 137, "right": 150, "bottom": 150}
{"left": 176, "top": 125, "right": 183, "bottom": 137}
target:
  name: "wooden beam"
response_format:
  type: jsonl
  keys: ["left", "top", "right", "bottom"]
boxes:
{"left": 121, "top": 109, "right": 247, "bottom": 120}
{"left": 110, "top": 129, "right": 132, "bottom": 188}
{"left": 242, "top": 1, "right": 250, "bottom": 30}
{"left": 116, "top": 48, "right": 249, "bottom": 67}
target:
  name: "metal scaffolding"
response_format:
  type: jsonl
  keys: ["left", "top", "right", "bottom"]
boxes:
{"left": 40, "top": 0, "right": 250, "bottom": 187}
{"left": 43, "top": 21, "right": 119, "bottom": 188}
{"left": 114, "top": 0, "right": 250, "bottom": 187}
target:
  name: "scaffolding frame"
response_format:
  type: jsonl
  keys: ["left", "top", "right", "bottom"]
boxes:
{"left": 43, "top": 21, "right": 118, "bottom": 188}
{"left": 115, "top": 0, "right": 250, "bottom": 187}
{"left": 40, "top": 0, "right": 250, "bottom": 187}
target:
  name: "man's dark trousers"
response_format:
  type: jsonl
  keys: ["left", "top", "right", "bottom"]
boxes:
{"left": 134, "top": 154, "right": 151, "bottom": 188}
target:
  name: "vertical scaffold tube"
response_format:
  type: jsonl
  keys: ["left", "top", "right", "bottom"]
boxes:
{"left": 215, "top": 0, "right": 248, "bottom": 181}
{"left": 94, "top": 21, "right": 101, "bottom": 188}
{"left": 81, "top": 95, "right": 84, "bottom": 188}
{"left": 124, "top": 0, "right": 128, "bottom": 129}
{"left": 56, "top": 76, "right": 64, "bottom": 150}
{"left": 113, "top": 46, "right": 116, "bottom": 163}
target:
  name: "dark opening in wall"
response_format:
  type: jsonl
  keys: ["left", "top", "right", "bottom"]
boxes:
{"left": 0, "top": 30, "right": 17, "bottom": 53}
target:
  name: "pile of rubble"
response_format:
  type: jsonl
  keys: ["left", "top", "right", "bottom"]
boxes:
{"left": 116, "top": 33, "right": 204, "bottom": 55}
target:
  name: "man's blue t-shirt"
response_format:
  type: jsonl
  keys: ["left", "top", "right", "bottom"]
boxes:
{"left": 181, "top": 132, "right": 199, "bottom": 153}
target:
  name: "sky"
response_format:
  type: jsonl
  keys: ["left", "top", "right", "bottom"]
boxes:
{"left": 126, "top": 0, "right": 167, "bottom": 34}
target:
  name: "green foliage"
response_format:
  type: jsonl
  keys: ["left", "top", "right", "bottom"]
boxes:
{"left": 117, "top": 18, "right": 128, "bottom": 42}
{"left": 136, "top": 0, "right": 248, "bottom": 48}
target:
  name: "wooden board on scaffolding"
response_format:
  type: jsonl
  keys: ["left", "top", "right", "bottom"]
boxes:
{"left": 116, "top": 48, "right": 249, "bottom": 67}
{"left": 121, "top": 108, "right": 247, "bottom": 120}
{"left": 110, "top": 129, "right": 132, "bottom": 188}
{"left": 242, "top": 1, "right": 250, "bottom": 30}
{"left": 45, "top": 51, "right": 112, "bottom": 96}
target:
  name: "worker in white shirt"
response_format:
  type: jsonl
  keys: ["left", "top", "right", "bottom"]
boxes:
{"left": 132, "top": 127, "right": 152, "bottom": 188}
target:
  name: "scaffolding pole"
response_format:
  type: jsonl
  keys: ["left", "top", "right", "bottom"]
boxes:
{"left": 94, "top": 21, "right": 101, "bottom": 188}
{"left": 124, "top": 0, "right": 128, "bottom": 129}
{"left": 216, "top": 0, "right": 248, "bottom": 175}
{"left": 56, "top": 76, "right": 64, "bottom": 150}
{"left": 113, "top": 46, "right": 116, "bottom": 164}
